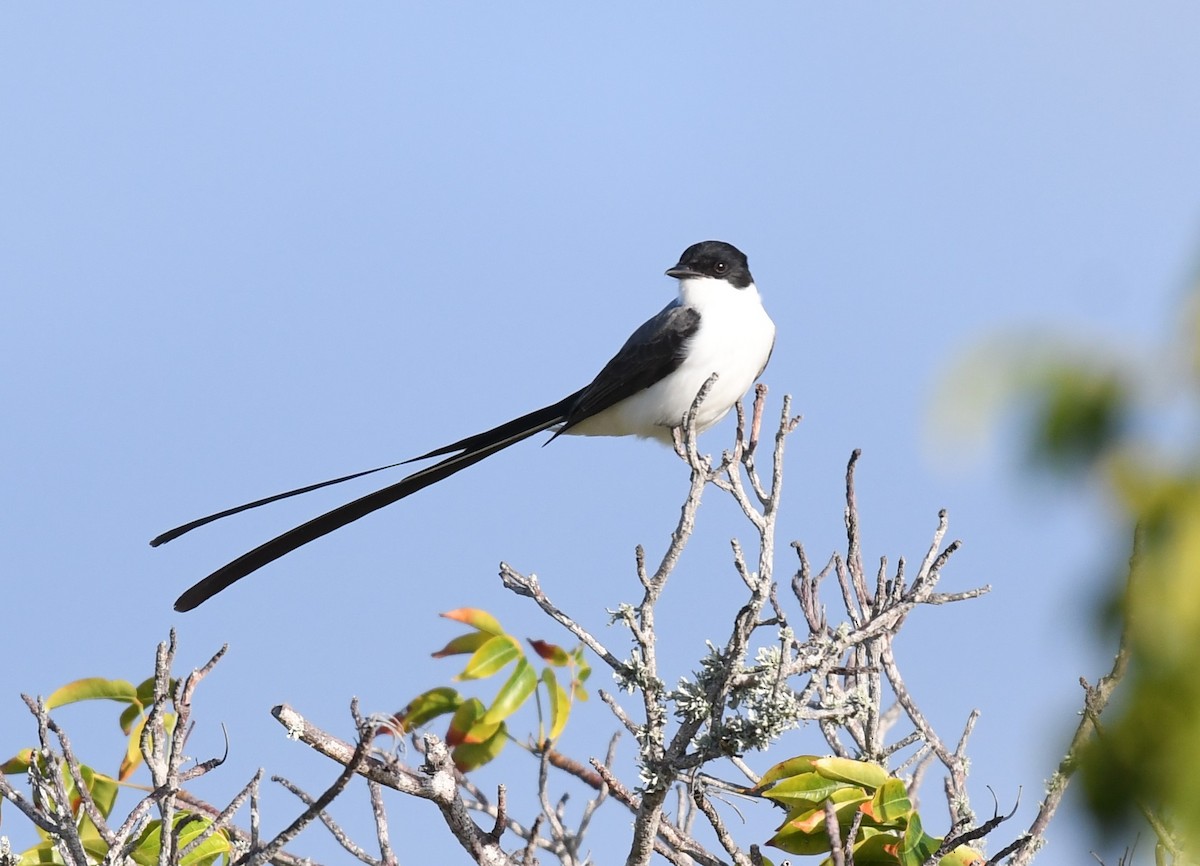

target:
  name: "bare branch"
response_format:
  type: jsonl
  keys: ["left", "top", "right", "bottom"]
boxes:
{"left": 692, "top": 782, "right": 753, "bottom": 866}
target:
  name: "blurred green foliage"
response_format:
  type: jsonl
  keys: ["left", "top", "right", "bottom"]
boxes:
{"left": 948, "top": 270, "right": 1200, "bottom": 856}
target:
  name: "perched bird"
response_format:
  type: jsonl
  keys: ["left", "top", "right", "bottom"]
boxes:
{"left": 155, "top": 240, "right": 775, "bottom": 611}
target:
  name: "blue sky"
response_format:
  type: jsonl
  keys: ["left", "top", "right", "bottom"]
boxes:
{"left": 3, "top": 5, "right": 1199, "bottom": 863}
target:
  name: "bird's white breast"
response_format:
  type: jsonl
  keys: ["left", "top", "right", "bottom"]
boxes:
{"left": 569, "top": 276, "right": 776, "bottom": 443}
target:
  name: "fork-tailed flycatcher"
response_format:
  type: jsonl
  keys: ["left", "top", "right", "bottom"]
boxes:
{"left": 155, "top": 240, "right": 775, "bottom": 611}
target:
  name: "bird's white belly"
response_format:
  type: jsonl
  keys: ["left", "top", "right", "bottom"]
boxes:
{"left": 568, "top": 287, "right": 775, "bottom": 444}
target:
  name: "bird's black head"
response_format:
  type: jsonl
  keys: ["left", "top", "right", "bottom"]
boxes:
{"left": 665, "top": 240, "right": 754, "bottom": 289}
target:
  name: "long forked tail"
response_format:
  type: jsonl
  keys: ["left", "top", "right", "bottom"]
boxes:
{"left": 168, "top": 393, "right": 579, "bottom": 612}
{"left": 150, "top": 462, "right": 406, "bottom": 547}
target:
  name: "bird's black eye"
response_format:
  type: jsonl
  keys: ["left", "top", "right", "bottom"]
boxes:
{"left": 714, "top": 261, "right": 728, "bottom": 274}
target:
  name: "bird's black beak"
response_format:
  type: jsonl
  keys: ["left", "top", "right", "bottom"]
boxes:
{"left": 665, "top": 264, "right": 702, "bottom": 279}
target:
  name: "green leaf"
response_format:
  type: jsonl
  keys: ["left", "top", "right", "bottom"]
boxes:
{"left": 19, "top": 839, "right": 64, "bottom": 865}
{"left": 130, "top": 814, "right": 231, "bottom": 866}
{"left": 118, "top": 701, "right": 144, "bottom": 736}
{"left": 768, "top": 788, "right": 867, "bottom": 853}
{"left": 80, "top": 763, "right": 120, "bottom": 820}
{"left": 860, "top": 777, "right": 912, "bottom": 826}
{"left": 843, "top": 832, "right": 907, "bottom": 865}
{"left": 78, "top": 809, "right": 111, "bottom": 855}
{"left": 813, "top": 756, "right": 889, "bottom": 790}
{"left": 766, "top": 818, "right": 833, "bottom": 855}
{"left": 751, "top": 755, "right": 820, "bottom": 792}
{"left": 1028, "top": 363, "right": 1128, "bottom": 471}
{"left": 121, "top": 714, "right": 149, "bottom": 781}
{"left": 895, "top": 812, "right": 940, "bottom": 866}
{"left": 939, "top": 846, "right": 986, "bottom": 866}
{"left": 481, "top": 658, "right": 538, "bottom": 726}
{"left": 46, "top": 678, "right": 139, "bottom": 709}
{"left": 92, "top": 779, "right": 121, "bottom": 824}
{"left": 134, "top": 675, "right": 159, "bottom": 705}
{"left": 458, "top": 635, "right": 522, "bottom": 680}
{"left": 542, "top": 667, "right": 571, "bottom": 741}
{"left": 432, "top": 631, "right": 493, "bottom": 658}
{"left": 573, "top": 649, "right": 592, "bottom": 680}
{"left": 392, "top": 687, "right": 462, "bottom": 732}
{"left": 571, "top": 648, "right": 592, "bottom": 702}
{"left": 762, "top": 771, "right": 848, "bottom": 807}
{"left": 179, "top": 825, "right": 233, "bottom": 866}
{"left": 784, "top": 787, "right": 868, "bottom": 831}
{"left": 460, "top": 718, "right": 503, "bottom": 746}
{"left": 441, "top": 608, "right": 504, "bottom": 635}
{"left": 446, "top": 698, "right": 487, "bottom": 747}
{"left": 2, "top": 747, "right": 35, "bottom": 774}
{"left": 121, "top": 712, "right": 176, "bottom": 781}
{"left": 451, "top": 722, "right": 508, "bottom": 771}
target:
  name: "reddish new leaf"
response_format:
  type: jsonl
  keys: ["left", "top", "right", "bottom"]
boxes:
{"left": 528, "top": 639, "right": 570, "bottom": 665}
